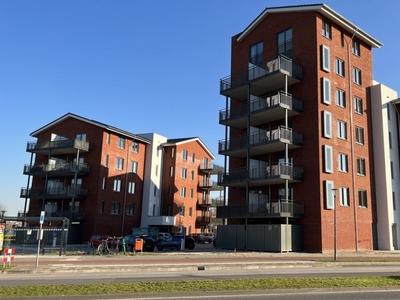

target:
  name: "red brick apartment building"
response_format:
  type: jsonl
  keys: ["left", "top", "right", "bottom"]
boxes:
{"left": 20, "top": 113, "right": 220, "bottom": 243}
{"left": 216, "top": 4, "right": 383, "bottom": 252}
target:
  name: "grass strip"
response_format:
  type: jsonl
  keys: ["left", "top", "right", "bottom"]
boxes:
{"left": 1, "top": 276, "right": 400, "bottom": 297}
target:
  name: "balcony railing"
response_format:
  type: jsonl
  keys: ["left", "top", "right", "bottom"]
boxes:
{"left": 20, "top": 186, "right": 88, "bottom": 199}
{"left": 219, "top": 126, "right": 303, "bottom": 155}
{"left": 217, "top": 201, "right": 304, "bottom": 219}
{"left": 197, "top": 198, "right": 212, "bottom": 206}
{"left": 219, "top": 91, "right": 302, "bottom": 125}
{"left": 220, "top": 55, "right": 302, "bottom": 95}
{"left": 199, "top": 180, "right": 221, "bottom": 189}
{"left": 196, "top": 216, "right": 211, "bottom": 225}
{"left": 218, "top": 164, "right": 303, "bottom": 185}
{"left": 26, "top": 139, "right": 90, "bottom": 153}
{"left": 199, "top": 163, "right": 224, "bottom": 174}
{"left": 23, "top": 163, "right": 90, "bottom": 176}
{"left": 18, "top": 211, "right": 85, "bottom": 221}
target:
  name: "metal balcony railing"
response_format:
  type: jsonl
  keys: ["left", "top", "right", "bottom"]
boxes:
{"left": 26, "top": 139, "right": 90, "bottom": 152}
{"left": 217, "top": 201, "right": 304, "bottom": 219}
{"left": 23, "top": 162, "right": 90, "bottom": 175}
{"left": 20, "top": 186, "right": 88, "bottom": 198}
{"left": 18, "top": 211, "right": 85, "bottom": 221}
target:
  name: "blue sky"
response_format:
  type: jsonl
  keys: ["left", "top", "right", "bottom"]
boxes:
{"left": 1, "top": 0, "right": 399, "bottom": 215}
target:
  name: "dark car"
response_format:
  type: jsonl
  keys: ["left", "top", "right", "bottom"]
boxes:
{"left": 156, "top": 235, "right": 195, "bottom": 251}
{"left": 119, "top": 235, "right": 155, "bottom": 252}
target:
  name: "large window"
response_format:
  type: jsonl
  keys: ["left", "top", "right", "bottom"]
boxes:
{"left": 357, "top": 158, "right": 366, "bottom": 175}
{"left": 113, "top": 179, "right": 121, "bottom": 192}
{"left": 340, "top": 187, "right": 350, "bottom": 206}
{"left": 354, "top": 97, "right": 363, "bottom": 114}
{"left": 352, "top": 39, "right": 360, "bottom": 56}
{"left": 323, "top": 111, "right": 332, "bottom": 138}
{"left": 358, "top": 190, "right": 367, "bottom": 208}
{"left": 322, "top": 20, "right": 332, "bottom": 39}
{"left": 111, "top": 202, "right": 120, "bottom": 215}
{"left": 250, "top": 41, "right": 263, "bottom": 65}
{"left": 338, "top": 153, "right": 348, "bottom": 172}
{"left": 130, "top": 161, "right": 138, "bottom": 173}
{"left": 337, "top": 120, "right": 347, "bottom": 139}
{"left": 322, "top": 78, "right": 331, "bottom": 104}
{"left": 180, "top": 187, "right": 186, "bottom": 197}
{"left": 117, "top": 137, "right": 125, "bottom": 149}
{"left": 353, "top": 68, "right": 362, "bottom": 85}
{"left": 182, "top": 150, "right": 188, "bottom": 161}
{"left": 321, "top": 45, "right": 330, "bottom": 72}
{"left": 116, "top": 157, "right": 124, "bottom": 170}
{"left": 356, "top": 127, "right": 364, "bottom": 144}
{"left": 277, "top": 28, "right": 292, "bottom": 57}
{"left": 336, "top": 89, "right": 346, "bottom": 107}
{"left": 324, "top": 145, "right": 333, "bottom": 173}
{"left": 128, "top": 182, "right": 135, "bottom": 194}
{"left": 335, "top": 58, "right": 345, "bottom": 76}
{"left": 181, "top": 168, "right": 187, "bottom": 179}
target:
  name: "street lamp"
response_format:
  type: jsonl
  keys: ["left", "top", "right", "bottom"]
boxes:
{"left": 332, "top": 188, "right": 338, "bottom": 261}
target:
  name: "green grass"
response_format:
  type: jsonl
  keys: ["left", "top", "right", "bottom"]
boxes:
{"left": 1, "top": 276, "right": 400, "bottom": 297}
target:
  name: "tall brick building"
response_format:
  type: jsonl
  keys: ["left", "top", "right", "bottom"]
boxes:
{"left": 216, "top": 4, "right": 385, "bottom": 252}
{"left": 21, "top": 113, "right": 220, "bottom": 243}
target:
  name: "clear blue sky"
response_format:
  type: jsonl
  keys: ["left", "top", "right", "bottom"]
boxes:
{"left": 1, "top": 0, "right": 399, "bottom": 215}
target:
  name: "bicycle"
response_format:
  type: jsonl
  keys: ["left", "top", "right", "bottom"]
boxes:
{"left": 97, "top": 239, "right": 110, "bottom": 255}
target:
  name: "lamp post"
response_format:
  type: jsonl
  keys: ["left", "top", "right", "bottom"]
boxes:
{"left": 332, "top": 188, "right": 338, "bottom": 261}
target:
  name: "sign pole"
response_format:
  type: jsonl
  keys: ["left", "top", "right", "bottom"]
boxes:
{"left": 35, "top": 211, "right": 45, "bottom": 268}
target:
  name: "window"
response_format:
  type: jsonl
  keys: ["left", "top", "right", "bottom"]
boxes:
{"left": 324, "top": 180, "right": 335, "bottom": 209}
{"left": 127, "top": 203, "right": 134, "bottom": 216}
{"left": 337, "top": 121, "right": 347, "bottom": 139}
{"left": 356, "top": 127, "right": 364, "bottom": 145}
{"left": 76, "top": 133, "right": 86, "bottom": 141}
{"left": 277, "top": 28, "right": 292, "bottom": 57}
{"left": 322, "top": 77, "right": 331, "bottom": 104}
{"left": 181, "top": 168, "right": 187, "bottom": 179}
{"left": 393, "top": 192, "right": 396, "bottom": 210}
{"left": 106, "top": 133, "right": 110, "bottom": 145}
{"left": 179, "top": 206, "right": 185, "bottom": 217}
{"left": 250, "top": 41, "right": 263, "bottom": 65}
{"left": 128, "top": 182, "right": 135, "bottom": 194}
{"left": 132, "top": 141, "right": 139, "bottom": 153}
{"left": 169, "top": 166, "right": 174, "bottom": 177}
{"left": 117, "top": 137, "right": 125, "bottom": 149}
{"left": 111, "top": 202, "right": 120, "bottom": 214}
{"left": 338, "top": 153, "right": 348, "bottom": 172}
{"left": 322, "top": 20, "right": 331, "bottom": 39}
{"left": 339, "top": 187, "right": 350, "bottom": 206}
{"left": 104, "top": 154, "right": 109, "bottom": 167}
{"left": 387, "top": 103, "right": 391, "bottom": 120}
{"left": 340, "top": 32, "right": 345, "bottom": 47}
{"left": 180, "top": 187, "right": 186, "bottom": 198}
{"left": 358, "top": 190, "right": 367, "bottom": 208}
{"left": 155, "top": 165, "right": 158, "bottom": 176}
{"left": 168, "top": 185, "right": 172, "bottom": 197}
{"left": 102, "top": 178, "right": 107, "bottom": 190}
{"left": 389, "top": 132, "right": 392, "bottom": 149}
{"left": 353, "top": 68, "right": 362, "bottom": 85}
{"left": 182, "top": 150, "right": 188, "bottom": 161}
{"left": 336, "top": 89, "right": 346, "bottom": 107}
{"left": 113, "top": 179, "right": 121, "bottom": 192}
{"left": 357, "top": 158, "right": 366, "bottom": 175}
{"left": 116, "top": 157, "right": 124, "bottom": 170}
{"left": 323, "top": 111, "right": 332, "bottom": 138}
{"left": 321, "top": 45, "right": 330, "bottom": 72}
{"left": 191, "top": 170, "right": 195, "bottom": 180}
{"left": 335, "top": 58, "right": 345, "bottom": 76}
{"left": 190, "top": 188, "right": 194, "bottom": 199}
{"left": 192, "top": 153, "right": 196, "bottom": 163}
{"left": 171, "top": 148, "right": 175, "bottom": 158}
{"left": 99, "top": 200, "right": 105, "bottom": 214}
{"left": 154, "top": 185, "right": 157, "bottom": 197}
{"left": 130, "top": 161, "right": 138, "bottom": 173}
{"left": 324, "top": 145, "right": 333, "bottom": 173}
{"left": 189, "top": 207, "right": 192, "bottom": 217}
{"left": 391, "top": 161, "right": 394, "bottom": 179}
{"left": 354, "top": 97, "right": 363, "bottom": 114}
{"left": 352, "top": 39, "right": 360, "bottom": 56}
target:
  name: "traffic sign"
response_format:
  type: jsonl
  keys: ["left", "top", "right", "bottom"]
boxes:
{"left": 39, "top": 211, "right": 45, "bottom": 224}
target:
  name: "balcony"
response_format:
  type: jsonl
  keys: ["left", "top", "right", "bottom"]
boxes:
{"left": 217, "top": 201, "right": 304, "bottom": 219}
{"left": 23, "top": 163, "right": 90, "bottom": 177}
{"left": 20, "top": 186, "right": 88, "bottom": 199}
{"left": 219, "top": 91, "right": 302, "bottom": 129}
{"left": 198, "top": 180, "right": 221, "bottom": 191}
{"left": 196, "top": 216, "right": 211, "bottom": 226}
{"left": 220, "top": 56, "right": 302, "bottom": 100}
{"left": 26, "top": 139, "right": 90, "bottom": 155}
{"left": 197, "top": 198, "right": 212, "bottom": 208}
{"left": 218, "top": 164, "right": 303, "bottom": 187}
{"left": 19, "top": 211, "right": 85, "bottom": 221}
{"left": 199, "top": 163, "right": 224, "bottom": 174}
{"left": 219, "top": 126, "right": 303, "bottom": 158}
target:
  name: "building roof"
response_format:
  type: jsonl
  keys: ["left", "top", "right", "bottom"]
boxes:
{"left": 163, "top": 137, "right": 215, "bottom": 159}
{"left": 30, "top": 112, "right": 151, "bottom": 144}
{"left": 237, "top": 3, "right": 383, "bottom": 48}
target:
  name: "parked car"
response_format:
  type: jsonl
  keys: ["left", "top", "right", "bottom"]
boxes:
{"left": 158, "top": 232, "right": 171, "bottom": 241}
{"left": 119, "top": 235, "right": 155, "bottom": 252}
{"left": 156, "top": 235, "right": 195, "bottom": 251}
{"left": 197, "top": 234, "right": 216, "bottom": 243}
{"left": 89, "top": 235, "right": 112, "bottom": 247}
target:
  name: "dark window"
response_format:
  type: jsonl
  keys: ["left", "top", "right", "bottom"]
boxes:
{"left": 277, "top": 28, "right": 292, "bottom": 57}
{"left": 250, "top": 41, "right": 263, "bottom": 66}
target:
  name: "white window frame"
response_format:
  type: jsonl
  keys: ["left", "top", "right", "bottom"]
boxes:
{"left": 169, "top": 166, "right": 174, "bottom": 177}
{"left": 117, "top": 137, "right": 125, "bottom": 149}
{"left": 323, "top": 111, "right": 332, "bottom": 138}
{"left": 128, "top": 182, "right": 136, "bottom": 194}
{"left": 116, "top": 157, "right": 124, "bottom": 170}
{"left": 322, "top": 77, "right": 331, "bottom": 104}
{"left": 353, "top": 68, "right": 362, "bottom": 85}
{"left": 180, "top": 187, "right": 186, "bottom": 198}
{"left": 102, "top": 177, "right": 106, "bottom": 190}
{"left": 322, "top": 21, "right": 332, "bottom": 39}
{"left": 354, "top": 97, "right": 363, "bottom": 114}
{"left": 324, "top": 145, "right": 333, "bottom": 173}
{"left": 131, "top": 141, "right": 139, "bottom": 153}
{"left": 357, "top": 158, "right": 366, "bottom": 176}
{"left": 181, "top": 168, "right": 187, "bottom": 179}
{"left": 113, "top": 179, "right": 121, "bottom": 192}
{"left": 352, "top": 40, "right": 360, "bottom": 56}
{"left": 130, "top": 161, "right": 138, "bottom": 173}
{"left": 335, "top": 58, "right": 345, "bottom": 76}
{"left": 338, "top": 153, "right": 348, "bottom": 172}
{"left": 340, "top": 187, "right": 350, "bottom": 206}
{"left": 321, "top": 45, "right": 330, "bottom": 72}
{"left": 336, "top": 89, "right": 346, "bottom": 107}
{"left": 337, "top": 120, "right": 347, "bottom": 140}
{"left": 356, "top": 127, "right": 364, "bottom": 145}
{"left": 182, "top": 150, "right": 188, "bottom": 161}
{"left": 104, "top": 154, "right": 109, "bottom": 167}
{"left": 324, "top": 180, "right": 335, "bottom": 209}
